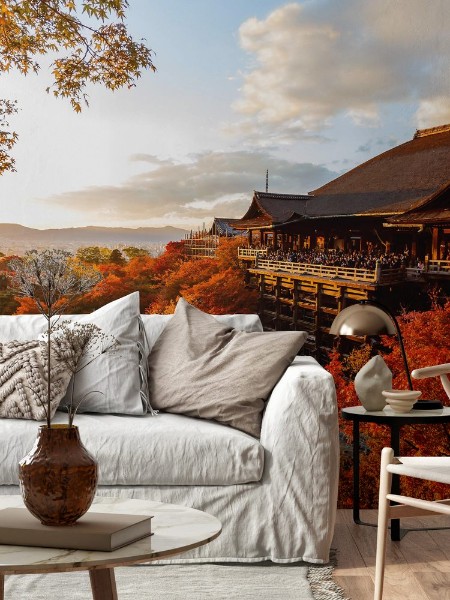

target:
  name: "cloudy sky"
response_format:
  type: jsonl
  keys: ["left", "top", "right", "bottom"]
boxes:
{"left": 0, "top": 0, "right": 449, "bottom": 230}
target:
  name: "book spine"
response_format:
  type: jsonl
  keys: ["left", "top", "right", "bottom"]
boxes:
{"left": 0, "top": 531, "right": 111, "bottom": 552}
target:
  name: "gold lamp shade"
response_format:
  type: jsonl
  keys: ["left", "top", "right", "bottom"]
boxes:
{"left": 330, "top": 300, "right": 413, "bottom": 391}
{"left": 329, "top": 303, "right": 397, "bottom": 336}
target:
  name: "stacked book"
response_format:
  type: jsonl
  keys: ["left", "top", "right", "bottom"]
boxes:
{"left": 0, "top": 508, "right": 153, "bottom": 551}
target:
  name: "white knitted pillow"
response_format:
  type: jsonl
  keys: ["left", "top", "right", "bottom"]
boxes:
{"left": 0, "top": 340, "right": 73, "bottom": 420}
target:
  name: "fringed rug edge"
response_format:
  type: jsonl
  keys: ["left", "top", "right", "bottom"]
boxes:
{"left": 307, "top": 549, "right": 351, "bottom": 600}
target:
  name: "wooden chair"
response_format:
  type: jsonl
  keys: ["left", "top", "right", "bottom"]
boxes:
{"left": 374, "top": 449, "right": 450, "bottom": 599}
{"left": 374, "top": 362, "right": 450, "bottom": 599}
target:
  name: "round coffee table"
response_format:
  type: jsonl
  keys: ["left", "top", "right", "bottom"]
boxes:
{"left": 0, "top": 496, "right": 222, "bottom": 600}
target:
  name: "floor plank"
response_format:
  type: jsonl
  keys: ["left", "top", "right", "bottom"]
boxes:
{"left": 416, "top": 572, "right": 450, "bottom": 600}
{"left": 334, "top": 574, "right": 373, "bottom": 599}
{"left": 333, "top": 509, "right": 450, "bottom": 600}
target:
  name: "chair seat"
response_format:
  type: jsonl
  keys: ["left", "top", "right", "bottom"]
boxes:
{"left": 387, "top": 456, "right": 450, "bottom": 485}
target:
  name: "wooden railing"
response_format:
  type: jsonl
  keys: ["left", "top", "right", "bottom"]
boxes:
{"left": 377, "top": 267, "right": 404, "bottom": 284}
{"left": 238, "top": 247, "right": 268, "bottom": 258}
{"left": 253, "top": 258, "right": 379, "bottom": 283}
{"left": 428, "top": 259, "right": 450, "bottom": 273}
{"left": 186, "top": 247, "right": 217, "bottom": 257}
{"left": 406, "top": 260, "right": 450, "bottom": 279}
{"left": 241, "top": 251, "right": 450, "bottom": 283}
{"left": 185, "top": 235, "right": 219, "bottom": 258}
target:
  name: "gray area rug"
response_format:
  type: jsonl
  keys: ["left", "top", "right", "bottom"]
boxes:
{"left": 4, "top": 561, "right": 349, "bottom": 600}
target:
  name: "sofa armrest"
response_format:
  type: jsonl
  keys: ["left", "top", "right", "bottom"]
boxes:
{"left": 261, "top": 356, "right": 338, "bottom": 451}
{"left": 260, "top": 355, "right": 339, "bottom": 556}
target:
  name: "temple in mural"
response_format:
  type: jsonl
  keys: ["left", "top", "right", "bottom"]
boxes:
{"left": 185, "top": 124, "right": 450, "bottom": 355}
{"left": 233, "top": 124, "right": 450, "bottom": 259}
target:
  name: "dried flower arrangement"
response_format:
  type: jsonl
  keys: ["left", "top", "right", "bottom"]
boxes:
{"left": 9, "top": 249, "right": 102, "bottom": 427}
{"left": 51, "top": 321, "right": 118, "bottom": 426}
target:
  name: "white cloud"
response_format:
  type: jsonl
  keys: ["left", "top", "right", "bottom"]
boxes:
{"left": 232, "top": 1, "right": 450, "bottom": 142}
{"left": 42, "top": 150, "right": 337, "bottom": 226}
{"left": 416, "top": 97, "right": 450, "bottom": 129}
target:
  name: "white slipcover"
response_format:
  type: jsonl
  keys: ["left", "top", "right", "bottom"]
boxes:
{"left": 0, "top": 412, "right": 264, "bottom": 486}
{"left": 0, "top": 356, "right": 339, "bottom": 564}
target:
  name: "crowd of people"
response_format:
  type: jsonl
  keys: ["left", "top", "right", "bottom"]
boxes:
{"left": 253, "top": 247, "right": 425, "bottom": 271}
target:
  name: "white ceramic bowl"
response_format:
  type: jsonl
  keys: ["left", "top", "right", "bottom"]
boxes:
{"left": 382, "top": 389, "right": 422, "bottom": 413}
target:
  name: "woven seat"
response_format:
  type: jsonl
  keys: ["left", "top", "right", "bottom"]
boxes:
{"left": 387, "top": 456, "right": 450, "bottom": 485}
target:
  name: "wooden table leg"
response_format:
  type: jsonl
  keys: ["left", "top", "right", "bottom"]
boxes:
{"left": 0, "top": 574, "right": 4, "bottom": 600}
{"left": 89, "top": 568, "right": 118, "bottom": 600}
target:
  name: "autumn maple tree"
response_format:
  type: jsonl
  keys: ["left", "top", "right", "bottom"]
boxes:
{"left": 7, "top": 237, "right": 258, "bottom": 316}
{"left": 145, "top": 237, "right": 258, "bottom": 315}
{"left": 0, "top": 0, "right": 155, "bottom": 174}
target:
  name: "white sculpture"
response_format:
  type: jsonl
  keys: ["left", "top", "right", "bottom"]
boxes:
{"left": 412, "top": 362, "right": 450, "bottom": 400}
{"left": 354, "top": 355, "right": 393, "bottom": 411}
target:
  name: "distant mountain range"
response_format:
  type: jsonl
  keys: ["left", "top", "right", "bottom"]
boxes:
{"left": 0, "top": 224, "right": 188, "bottom": 255}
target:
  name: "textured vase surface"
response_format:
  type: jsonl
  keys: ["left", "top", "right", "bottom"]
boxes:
{"left": 19, "top": 424, "right": 98, "bottom": 526}
{"left": 354, "top": 355, "right": 393, "bottom": 411}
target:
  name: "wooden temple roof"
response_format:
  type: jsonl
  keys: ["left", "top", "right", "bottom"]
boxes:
{"left": 231, "top": 125, "right": 450, "bottom": 230}
{"left": 211, "top": 218, "right": 242, "bottom": 235}
{"left": 386, "top": 182, "right": 450, "bottom": 226}
{"left": 234, "top": 191, "right": 309, "bottom": 229}
{"left": 309, "top": 124, "right": 450, "bottom": 218}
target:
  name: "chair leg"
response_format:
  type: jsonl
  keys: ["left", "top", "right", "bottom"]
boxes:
{"left": 374, "top": 447, "right": 394, "bottom": 600}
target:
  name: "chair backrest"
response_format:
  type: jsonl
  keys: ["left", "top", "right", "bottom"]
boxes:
{"left": 412, "top": 362, "right": 450, "bottom": 400}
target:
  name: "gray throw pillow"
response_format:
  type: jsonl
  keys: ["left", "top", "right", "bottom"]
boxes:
{"left": 148, "top": 298, "right": 307, "bottom": 437}
{"left": 0, "top": 340, "right": 74, "bottom": 420}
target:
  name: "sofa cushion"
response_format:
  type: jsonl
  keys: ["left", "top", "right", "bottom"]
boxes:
{"left": 140, "top": 312, "right": 263, "bottom": 355}
{"left": 0, "top": 314, "right": 51, "bottom": 342}
{"left": 0, "top": 309, "right": 262, "bottom": 417}
{"left": 0, "top": 312, "right": 263, "bottom": 344}
{"left": 0, "top": 412, "right": 264, "bottom": 486}
{"left": 58, "top": 292, "right": 148, "bottom": 415}
{"left": 0, "top": 339, "right": 74, "bottom": 420}
{"left": 0, "top": 294, "right": 148, "bottom": 416}
{"left": 148, "top": 298, "right": 307, "bottom": 437}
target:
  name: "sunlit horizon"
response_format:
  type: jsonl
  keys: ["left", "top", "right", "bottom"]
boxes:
{"left": 1, "top": 0, "right": 449, "bottom": 230}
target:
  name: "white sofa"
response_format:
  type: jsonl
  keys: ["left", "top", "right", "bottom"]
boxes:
{"left": 0, "top": 311, "right": 339, "bottom": 564}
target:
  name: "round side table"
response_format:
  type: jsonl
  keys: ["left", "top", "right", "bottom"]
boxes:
{"left": 342, "top": 405, "right": 450, "bottom": 541}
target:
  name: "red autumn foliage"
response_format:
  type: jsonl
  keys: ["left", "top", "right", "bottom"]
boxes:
{"left": 14, "top": 296, "right": 40, "bottom": 315}
{"left": 79, "top": 274, "right": 135, "bottom": 310}
{"left": 326, "top": 299, "right": 450, "bottom": 508}
{"left": 145, "top": 237, "right": 258, "bottom": 315}
{"left": 150, "top": 241, "right": 186, "bottom": 281}
{"left": 149, "top": 258, "right": 218, "bottom": 310}
{"left": 7, "top": 237, "right": 258, "bottom": 317}
{"left": 183, "top": 268, "right": 258, "bottom": 314}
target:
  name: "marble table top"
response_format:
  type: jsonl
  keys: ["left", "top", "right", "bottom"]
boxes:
{"left": 0, "top": 496, "right": 222, "bottom": 574}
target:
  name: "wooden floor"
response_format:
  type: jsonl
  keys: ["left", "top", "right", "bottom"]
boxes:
{"left": 333, "top": 509, "right": 450, "bottom": 599}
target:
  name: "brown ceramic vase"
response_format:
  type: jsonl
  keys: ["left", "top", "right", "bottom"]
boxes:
{"left": 19, "top": 424, "right": 98, "bottom": 526}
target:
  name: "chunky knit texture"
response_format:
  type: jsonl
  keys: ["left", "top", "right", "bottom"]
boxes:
{"left": 0, "top": 340, "right": 73, "bottom": 420}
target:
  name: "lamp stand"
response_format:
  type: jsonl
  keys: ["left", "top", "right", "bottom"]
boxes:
{"left": 361, "top": 300, "right": 413, "bottom": 390}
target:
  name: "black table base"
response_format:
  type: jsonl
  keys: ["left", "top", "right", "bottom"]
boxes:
{"left": 343, "top": 407, "right": 450, "bottom": 541}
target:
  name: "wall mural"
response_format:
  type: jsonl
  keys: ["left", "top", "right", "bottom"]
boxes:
{"left": 0, "top": 1, "right": 449, "bottom": 507}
